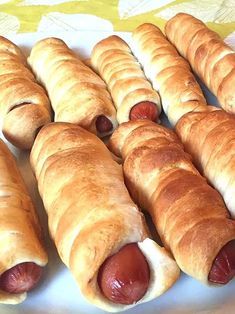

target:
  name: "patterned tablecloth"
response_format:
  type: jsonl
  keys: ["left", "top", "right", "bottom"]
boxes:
{"left": 0, "top": 0, "right": 234, "bottom": 47}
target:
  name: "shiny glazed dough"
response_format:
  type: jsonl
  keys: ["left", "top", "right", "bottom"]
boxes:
{"left": 0, "top": 140, "right": 48, "bottom": 304}
{"left": 28, "top": 38, "right": 117, "bottom": 137}
{"left": 0, "top": 36, "right": 51, "bottom": 149}
{"left": 30, "top": 122, "right": 179, "bottom": 312}
{"left": 109, "top": 120, "right": 235, "bottom": 285}
{"left": 165, "top": 13, "right": 235, "bottom": 114}
{"left": 131, "top": 23, "right": 207, "bottom": 126}
{"left": 176, "top": 109, "right": 235, "bottom": 218}
{"left": 91, "top": 35, "right": 161, "bottom": 123}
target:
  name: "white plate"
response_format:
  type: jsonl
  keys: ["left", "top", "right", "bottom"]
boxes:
{"left": 0, "top": 31, "right": 234, "bottom": 314}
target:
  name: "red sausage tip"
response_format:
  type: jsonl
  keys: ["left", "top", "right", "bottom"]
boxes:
{"left": 209, "top": 240, "right": 235, "bottom": 284}
{"left": 96, "top": 115, "right": 113, "bottom": 134}
{"left": 98, "top": 243, "right": 150, "bottom": 305}
{"left": 0, "top": 262, "right": 43, "bottom": 294}
{"left": 130, "top": 101, "right": 158, "bottom": 122}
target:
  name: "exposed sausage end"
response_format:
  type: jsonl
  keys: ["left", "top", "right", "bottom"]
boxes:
{"left": 209, "top": 240, "right": 235, "bottom": 284}
{"left": 96, "top": 115, "right": 113, "bottom": 133}
{"left": 0, "top": 262, "right": 43, "bottom": 294}
{"left": 129, "top": 101, "right": 158, "bottom": 122}
{"left": 98, "top": 243, "right": 150, "bottom": 304}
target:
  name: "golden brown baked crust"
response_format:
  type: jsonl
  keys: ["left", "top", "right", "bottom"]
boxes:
{"left": 176, "top": 109, "right": 235, "bottom": 218}
{"left": 28, "top": 38, "right": 117, "bottom": 137}
{"left": 0, "top": 36, "right": 51, "bottom": 149}
{"left": 0, "top": 139, "right": 48, "bottom": 304}
{"left": 109, "top": 120, "right": 235, "bottom": 284}
{"left": 91, "top": 35, "right": 161, "bottom": 122}
{"left": 165, "top": 13, "right": 235, "bottom": 113}
{"left": 30, "top": 122, "right": 179, "bottom": 312}
{"left": 131, "top": 23, "right": 207, "bottom": 125}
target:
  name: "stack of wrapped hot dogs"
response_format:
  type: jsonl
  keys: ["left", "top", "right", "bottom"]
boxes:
{"left": 0, "top": 11, "right": 235, "bottom": 313}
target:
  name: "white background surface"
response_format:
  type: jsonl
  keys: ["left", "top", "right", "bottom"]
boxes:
{"left": 0, "top": 31, "right": 234, "bottom": 314}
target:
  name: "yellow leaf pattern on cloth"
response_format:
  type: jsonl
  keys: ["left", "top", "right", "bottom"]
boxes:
{"left": 37, "top": 12, "right": 113, "bottom": 32}
{"left": 19, "top": 0, "right": 86, "bottom": 5}
{"left": 118, "top": 0, "right": 175, "bottom": 19}
{"left": 155, "top": 0, "right": 235, "bottom": 23}
{"left": 0, "top": 12, "right": 20, "bottom": 35}
{"left": 225, "top": 31, "right": 235, "bottom": 50}
{"left": 214, "top": 0, "right": 235, "bottom": 23}
{"left": 0, "top": 0, "right": 234, "bottom": 38}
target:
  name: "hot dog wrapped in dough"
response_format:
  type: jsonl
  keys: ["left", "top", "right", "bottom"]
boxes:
{"left": 109, "top": 120, "right": 235, "bottom": 285}
{"left": 91, "top": 35, "right": 161, "bottom": 123}
{"left": 176, "top": 109, "right": 235, "bottom": 221}
{"left": 30, "top": 122, "right": 179, "bottom": 312}
{"left": 28, "top": 38, "right": 117, "bottom": 137}
{"left": 0, "top": 140, "right": 48, "bottom": 304}
{"left": 131, "top": 24, "right": 207, "bottom": 126}
{"left": 165, "top": 13, "right": 235, "bottom": 113}
{"left": 0, "top": 36, "right": 51, "bottom": 149}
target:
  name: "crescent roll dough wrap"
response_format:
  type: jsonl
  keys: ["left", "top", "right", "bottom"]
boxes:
{"left": 165, "top": 13, "right": 235, "bottom": 113}
{"left": 109, "top": 120, "right": 235, "bottom": 285}
{"left": 28, "top": 38, "right": 117, "bottom": 137}
{"left": 176, "top": 109, "right": 235, "bottom": 218}
{"left": 0, "top": 139, "right": 47, "bottom": 304}
{"left": 131, "top": 23, "right": 207, "bottom": 125}
{"left": 91, "top": 35, "right": 161, "bottom": 123}
{"left": 0, "top": 36, "right": 51, "bottom": 149}
{"left": 30, "top": 122, "right": 179, "bottom": 312}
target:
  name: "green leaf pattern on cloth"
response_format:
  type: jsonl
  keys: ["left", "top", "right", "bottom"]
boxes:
{"left": 0, "top": 0, "right": 234, "bottom": 42}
